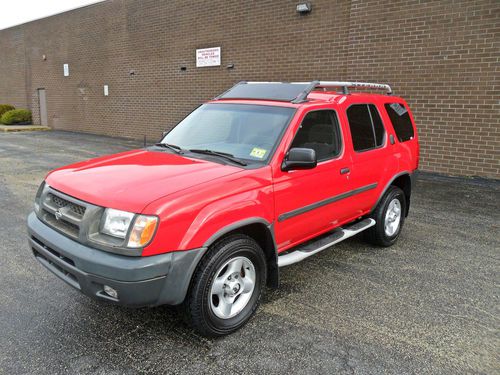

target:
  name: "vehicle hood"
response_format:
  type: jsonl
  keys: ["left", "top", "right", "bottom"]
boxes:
{"left": 46, "top": 149, "right": 242, "bottom": 213}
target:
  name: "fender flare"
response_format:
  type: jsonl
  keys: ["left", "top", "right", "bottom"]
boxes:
{"left": 203, "top": 217, "right": 272, "bottom": 247}
{"left": 203, "top": 217, "right": 279, "bottom": 288}
{"left": 370, "top": 171, "right": 414, "bottom": 214}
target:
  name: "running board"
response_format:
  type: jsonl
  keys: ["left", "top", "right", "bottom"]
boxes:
{"left": 277, "top": 218, "right": 376, "bottom": 267}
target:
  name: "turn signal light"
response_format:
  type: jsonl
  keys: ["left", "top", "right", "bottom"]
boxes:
{"left": 127, "top": 215, "right": 158, "bottom": 248}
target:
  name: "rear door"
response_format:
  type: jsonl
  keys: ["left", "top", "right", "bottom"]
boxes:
{"left": 341, "top": 102, "right": 397, "bottom": 215}
{"left": 273, "top": 108, "right": 355, "bottom": 251}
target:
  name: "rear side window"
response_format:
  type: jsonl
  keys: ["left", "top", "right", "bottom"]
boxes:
{"left": 290, "top": 110, "right": 341, "bottom": 161}
{"left": 384, "top": 103, "right": 414, "bottom": 142}
{"left": 370, "top": 105, "right": 385, "bottom": 147}
{"left": 346, "top": 104, "right": 385, "bottom": 152}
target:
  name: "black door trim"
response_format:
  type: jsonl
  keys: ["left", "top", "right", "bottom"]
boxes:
{"left": 277, "top": 183, "right": 378, "bottom": 222}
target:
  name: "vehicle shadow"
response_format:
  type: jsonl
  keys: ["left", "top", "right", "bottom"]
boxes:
{"left": 264, "top": 235, "right": 380, "bottom": 304}
{"left": 50, "top": 235, "right": 391, "bottom": 350}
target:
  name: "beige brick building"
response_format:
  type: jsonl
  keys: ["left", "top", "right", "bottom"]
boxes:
{"left": 0, "top": 0, "right": 498, "bottom": 178}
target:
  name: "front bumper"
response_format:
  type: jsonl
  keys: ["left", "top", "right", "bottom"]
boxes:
{"left": 27, "top": 212, "right": 206, "bottom": 307}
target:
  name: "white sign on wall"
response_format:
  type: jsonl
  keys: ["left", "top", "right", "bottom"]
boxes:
{"left": 196, "top": 47, "right": 221, "bottom": 67}
{"left": 63, "top": 63, "right": 69, "bottom": 77}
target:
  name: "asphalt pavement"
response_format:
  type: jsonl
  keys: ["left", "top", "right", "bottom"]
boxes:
{"left": 0, "top": 131, "right": 498, "bottom": 374}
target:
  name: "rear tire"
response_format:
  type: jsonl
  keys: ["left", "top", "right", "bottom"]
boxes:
{"left": 365, "top": 186, "right": 406, "bottom": 247}
{"left": 184, "top": 234, "right": 266, "bottom": 337}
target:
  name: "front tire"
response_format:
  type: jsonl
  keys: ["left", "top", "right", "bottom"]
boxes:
{"left": 365, "top": 186, "right": 406, "bottom": 247}
{"left": 184, "top": 234, "right": 266, "bottom": 337}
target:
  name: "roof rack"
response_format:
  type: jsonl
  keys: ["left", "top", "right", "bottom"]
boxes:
{"left": 214, "top": 81, "right": 393, "bottom": 103}
{"left": 295, "top": 81, "right": 393, "bottom": 98}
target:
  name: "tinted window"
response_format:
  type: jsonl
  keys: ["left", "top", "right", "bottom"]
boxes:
{"left": 347, "top": 104, "right": 385, "bottom": 152}
{"left": 384, "top": 103, "right": 414, "bottom": 142}
{"left": 369, "top": 105, "right": 385, "bottom": 146}
{"left": 290, "top": 110, "right": 341, "bottom": 161}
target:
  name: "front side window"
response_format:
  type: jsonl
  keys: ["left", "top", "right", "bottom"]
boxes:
{"left": 290, "top": 110, "right": 341, "bottom": 161}
{"left": 384, "top": 103, "right": 414, "bottom": 142}
{"left": 161, "top": 103, "right": 295, "bottom": 163}
{"left": 347, "top": 104, "right": 385, "bottom": 152}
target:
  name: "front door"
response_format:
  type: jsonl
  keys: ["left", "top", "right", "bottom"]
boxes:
{"left": 273, "top": 109, "right": 354, "bottom": 252}
{"left": 38, "top": 89, "right": 48, "bottom": 126}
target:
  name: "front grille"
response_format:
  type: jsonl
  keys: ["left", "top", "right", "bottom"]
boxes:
{"left": 48, "top": 193, "right": 86, "bottom": 217}
{"left": 42, "top": 210, "right": 80, "bottom": 238}
{"left": 39, "top": 188, "right": 92, "bottom": 240}
{"left": 36, "top": 185, "right": 129, "bottom": 254}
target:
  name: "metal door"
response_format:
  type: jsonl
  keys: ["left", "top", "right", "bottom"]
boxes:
{"left": 38, "top": 89, "right": 48, "bottom": 126}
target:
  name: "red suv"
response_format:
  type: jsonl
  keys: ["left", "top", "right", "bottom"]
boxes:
{"left": 28, "top": 81, "right": 419, "bottom": 336}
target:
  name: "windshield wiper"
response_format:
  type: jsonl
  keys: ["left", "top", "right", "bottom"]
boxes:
{"left": 154, "top": 143, "right": 184, "bottom": 154}
{"left": 188, "top": 149, "right": 247, "bottom": 166}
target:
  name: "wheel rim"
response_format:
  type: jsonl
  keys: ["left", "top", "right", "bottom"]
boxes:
{"left": 384, "top": 198, "right": 402, "bottom": 236}
{"left": 209, "top": 256, "right": 256, "bottom": 320}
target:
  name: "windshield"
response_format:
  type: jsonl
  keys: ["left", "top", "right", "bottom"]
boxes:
{"left": 160, "top": 103, "right": 295, "bottom": 164}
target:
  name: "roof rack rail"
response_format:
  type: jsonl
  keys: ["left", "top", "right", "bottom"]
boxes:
{"left": 214, "top": 80, "right": 393, "bottom": 103}
{"left": 294, "top": 81, "right": 392, "bottom": 97}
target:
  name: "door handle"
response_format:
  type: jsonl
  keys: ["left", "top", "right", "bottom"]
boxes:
{"left": 340, "top": 167, "right": 350, "bottom": 175}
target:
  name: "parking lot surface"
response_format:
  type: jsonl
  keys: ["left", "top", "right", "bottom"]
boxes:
{"left": 0, "top": 131, "right": 498, "bottom": 374}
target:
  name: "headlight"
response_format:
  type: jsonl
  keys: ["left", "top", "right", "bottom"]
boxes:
{"left": 101, "top": 208, "right": 135, "bottom": 238}
{"left": 100, "top": 208, "right": 158, "bottom": 248}
{"left": 34, "top": 181, "right": 46, "bottom": 213}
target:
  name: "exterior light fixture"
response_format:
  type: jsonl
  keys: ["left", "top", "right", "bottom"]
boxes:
{"left": 103, "top": 285, "right": 118, "bottom": 299}
{"left": 296, "top": 2, "right": 312, "bottom": 14}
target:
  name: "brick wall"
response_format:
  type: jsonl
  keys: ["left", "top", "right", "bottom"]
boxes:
{"left": 0, "top": 0, "right": 498, "bottom": 178}
{"left": 0, "top": 27, "right": 27, "bottom": 108}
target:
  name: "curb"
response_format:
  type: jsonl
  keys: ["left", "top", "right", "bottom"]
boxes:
{"left": 0, "top": 125, "right": 51, "bottom": 132}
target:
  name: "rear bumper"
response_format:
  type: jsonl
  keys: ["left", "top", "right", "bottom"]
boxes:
{"left": 27, "top": 212, "right": 206, "bottom": 307}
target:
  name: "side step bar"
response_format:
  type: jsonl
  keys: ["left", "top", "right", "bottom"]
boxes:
{"left": 277, "top": 218, "right": 376, "bottom": 267}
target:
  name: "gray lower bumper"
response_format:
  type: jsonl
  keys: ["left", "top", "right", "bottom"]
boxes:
{"left": 27, "top": 212, "right": 206, "bottom": 307}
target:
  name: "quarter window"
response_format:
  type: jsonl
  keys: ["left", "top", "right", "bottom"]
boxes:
{"left": 384, "top": 103, "right": 414, "bottom": 142}
{"left": 347, "top": 104, "right": 385, "bottom": 152}
{"left": 290, "top": 110, "right": 341, "bottom": 161}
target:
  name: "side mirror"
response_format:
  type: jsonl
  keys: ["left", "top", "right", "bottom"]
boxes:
{"left": 282, "top": 148, "right": 317, "bottom": 171}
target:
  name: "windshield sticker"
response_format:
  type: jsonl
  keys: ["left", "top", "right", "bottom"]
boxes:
{"left": 390, "top": 103, "right": 408, "bottom": 116}
{"left": 250, "top": 147, "right": 267, "bottom": 159}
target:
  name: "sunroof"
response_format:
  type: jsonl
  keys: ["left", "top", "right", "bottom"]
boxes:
{"left": 217, "top": 82, "right": 311, "bottom": 102}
